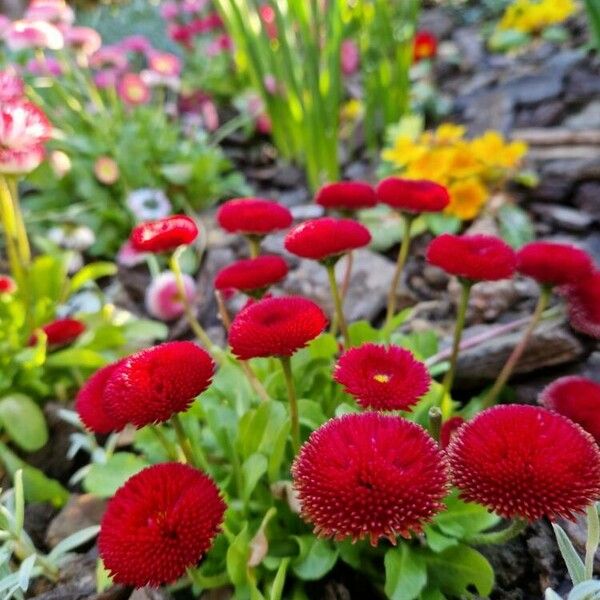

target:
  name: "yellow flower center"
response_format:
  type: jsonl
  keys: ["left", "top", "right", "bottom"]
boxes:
{"left": 373, "top": 374, "right": 390, "bottom": 384}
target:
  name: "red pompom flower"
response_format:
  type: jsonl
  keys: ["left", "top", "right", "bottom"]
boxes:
{"left": 284, "top": 217, "right": 371, "bottom": 262}
{"left": 292, "top": 412, "right": 448, "bottom": 544}
{"left": 334, "top": 343, "right": 431, "bottom": 411}
{"left": 440, "top": 416, "right": 465, "bottom": 449}
{"left": 214, "top": 255, "right": 288, "bottom": 296}
{"left": 217, "top": 198, "right": 292, "bottom": 235}
{"left": 413, "top": 30, "right": 438, "bottom": 62}
{"left": 228, "top": 296, "right": 327, "bottom": 359}
{"left": 130, "top": 215, "right": 198, "bottom": 253}
{"left": 33, "top": 317, "right": 85, "bottom": 347}
{"left": 426, "top": 234, "right": 516, "bottom": 281}
{"left": 447, "top": 404, "right": 600, "bottom": 521}
{"left": 75, "top": 361, "right": 127, "bottom": 434}
{"left": 99, "top": 462, "right": 226, "bottom": 587}
{"left": 376, "top": 178, "right": 450, "bottom": 214}
{"left": 562, "top": 272, "right": 600, "bottom": 338}
{"left": 104, "top": 341, "right": 214, "bottom": 428}
{"left": 0, "top": 275, "right": 17, "bottom": 294}
{"left": 315, "top": 181, "right": 377, "bottom": 212}
{"left": 517, "top": 241, "right": 593, "bottom": 287}
{"left": 540, "top": 376, "right": 600, "bottom": 443}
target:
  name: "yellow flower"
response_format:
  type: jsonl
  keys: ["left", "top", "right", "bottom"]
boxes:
{"left": 434, "top": 123, "right": 466, "bottom": 145}
{"left": 403, "top": 148, "right": 452, "bottom": 185}
{"left": 382, "top": 135, "right": 426, "bottom": 167}
{"left": 340, "top": 99, "right": 364, "bottom": 122}
{"left": 498, "top": 0, "right": 576, "bottom": 34}
{"left": 447, "top": 142, "right": 482, "bottom": 179}
{"left": 470, "top": 131, "right": 527, "bottom": 170}
{"left": 446, "top": 178, "right": 488, "bottom": 220}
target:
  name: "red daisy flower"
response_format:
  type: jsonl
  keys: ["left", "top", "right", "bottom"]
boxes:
{"left": 562, "top": 272, "right": 600, "bottom": 338}
{"left": 440, "top": 416, "right": 465, "bottom": 449}
{"left": 32, "top": 318, "right": 85, "bottom": 347}
{"left": 104, "top": 341, "right": 214, "bottom": 428}
{"left": 216, "top": 198, "right": 292, "bottom": 235}
{"left": 315, "top": 181, "right": 377, "bottom": 211}
{"left": 426, "top": 234, "right": 516, "bottom": 281}
{"left": 75, "top": 361, "right": 127, "bottom": 434}
{"left": 284, "top": 217, "right": 371, "bottom": 261}
{"left": 214, "top": 255, "right": 288, "bottom": 295}
{"left": 447, "top": 405, "right": 600, "bottom": 521}
{"left": 376, "top": 178, "right": 450, "bottom": 214}
{"left": 413, "top": 30, "right": 438, "bottom": 62}
{"left": 540, "top": 376, "right": 600, "bottom": 443}
{"left": 228, "top": 296, "right": 327, "bottom": 359}
{"left": 130, "top": 215, "right": 198, "bottom": 253}
{"left": 334, "top": 343, "right": 431, "bottom": 411}
{"left": 0, "top": 275, "right": 16, "bottom": 294}
{"left": 292, "top": 412, "right": 448, "bottom": 544}
{"left": 99, "top": 462, "right": 226, "bottom": 587}
{"left": 516, "top": 242, "right": 593, "bottom": 287}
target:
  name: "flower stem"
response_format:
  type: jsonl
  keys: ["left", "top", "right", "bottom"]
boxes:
{"left": 585, "top": 503, "right": 599, "bottom": 579}
{"left": 151, "top": 425, "right": 178, "bottom": 461}
{"left": 279, "top": 356, "right": 300, "bottom": 454}
{"left": 469, "top": 519, "right": 528, "bottom": 545}
{"left": 428, "top": 407, "right": 442, "bottom": 443}
{"left": 247, "top": 235, "right": 261, "bottom": 258}
{"left": 0, "top": 176, "right": 27, "bottom": 288}
{"left": 326, "top": 261, "right": 350, "bottom": 348}
{"left": 170, "top": 413, "right": 208, "bottom": 470}
{"left": 483, "top": 285, "right": 552, "bottom": 408}
{"left": 439, "top": 280, "right": 472, "bottom": 418}
{"left": 385, "top": 213, "right": 414, "bottom": 329}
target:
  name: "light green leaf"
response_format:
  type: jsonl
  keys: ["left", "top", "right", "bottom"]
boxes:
{"left": 69, "top": 262, "right": 116, "bottom": 293}
{"left": 498, "top": 204, "right": 535, "bottom": 249}
{"left": 433, "top": 493, "right": 501, "bottom": 540}
{"left": 84, "top": 453, "right": 148, "bottom": 498}
{"left": 0, "top": 395, "right": 48, "bottom": 452}
{"left": 242, "top": 453, "right": 268, "bottom": 502}
{"left": 226, "top": 525, "right": 251, "bottom": 587}
{"left": 552, "top": 523, "right": 586, "bottom": 585}
{"left": 292, "top": 537, "right": 338, "bottom": 581}
{"left": 384, "top": 545, "right": 427, "bottom": 600}
{"left": 48, "top": 526, "right": 100, "bottom": 563}
{"left": 45, "top": 348, "right": 107, "bottom": 369}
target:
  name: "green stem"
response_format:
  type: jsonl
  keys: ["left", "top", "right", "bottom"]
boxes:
{"left": 385, "top": 213, "right": 414, "bottom": 329}
{"left": 439, "top": 280, "right": 472, "bottom": 418}
{"left": 247, "top": 235, "right": 261, "bottom": 258}
{"left": 428, "top": 407, "right": 442, "bottom": 443}
{"left": 170, "top": 414, "right": 208, "bottom": 470}
{"left": 6, "top": 176, "right": 30, "bottom": 267}
{"left": 151, "top": 425, "right": 178, "bottom": 461}
{"left": 279, "top": 356, "right": 300, "bottom": 454}
{"left": 483, "top": 286, "right": 552, "bottom": 408}
{"left": 0, "top": 176, "right": 25, "bottom": 287}
{"left": 469, "top": 519, "right": 528, "bottom": 545}
{"left": 326, "top": 261, "right": 350, "bottom": 348}
{"left": 585, "top": 503, "right": 599, "bottom": 579}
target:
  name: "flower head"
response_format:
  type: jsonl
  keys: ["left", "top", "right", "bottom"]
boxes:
{"left": 426, "top": 234, "right": 516, "bottom": 281}
{"left": 37, "top": 318, "right": 85, "bottom": 347}
{"left": 0, "top": 275, "right": 16, "bottom": 295}
{"left": 540, "top": 376, "right": 600, "bottom": 443}
{"left": 148, "top": 52, "right": 182, "bottom": 77}
{"left": 99, "top": 462, "right": 226, "bottom": 587}
{"left": 284, "top": 217, "right": 371, "bottom": 262}
{"left": 64, "top": 26, "right": 102, "bottom": 56}
{"left": 117, "top": 73, "right": 151, "bottom": 106}
{"left": 119, "top": 35, "right": 153, "bottom": 54}
{"left": 315, "top": 181, "right": 377, "bottom": 211}
{"left": 440, "top": 416, "right": 465, "bottom": 449}
{"left": 217, "top": 198, "right": 292, "bottom": 236}
{"left": 340, "top": 39, "right": 360, "bottom": 75}
{"left": 6, "top": 20, "right": 64, "bottom": 51}
{"left": 292, "top": 412, "right": 448, "bottom": 544}
{"left": 413, "top": 30, "right": 437, "bottom": 62}
{"left": 229, "top": 296, "right": 327, "bottom": 359}
{"left": 75, "top": 361, "right": 127, "bottom": 434}
{"left": 104, "top": 341, "right": 214, "bottom": 428}
{"left": 130, "top": 214, "right": 198, "bottom": 253}
{"left": 563, "top": 272, "right": 600, "bottom": 338}
{"left": 516, "top": 241, "right": 594, "bottom": 287}
{"left": 145, "top": 271, "right": 196, "bottom": 321}
{"left": 0, "top": 99, "right": 51, "bottom": 175}
{"left": 25, "top": 0, "right": 74, "bottom": 24}
{"left": 26, "top": 56, "right": 62, "bottom": 77}
{"left": 215, "top": 256, "right": 288, "bottom": 295}
{"left": 0, "top": 69, "right": 25, "bottom": 102}
{"left": 334, "top": 344, "right": 430, "bottom": 411}
{"left": 93, "top": 156, "right": 119, "bottom": 185}
{"left": 126, "top": 188, "right": 172, "bottom": 221}
{"left": 376, "top": 178, "right": 450, "bottom": 213}
{"left": 447, "top": 404, "right": 600, "bottom": 521}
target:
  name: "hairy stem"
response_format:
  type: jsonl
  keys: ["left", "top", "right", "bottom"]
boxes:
{"left": 326, "top": 262, "right": 350, "bottom": 348}
{"left": 279, "top": 356, "right": 300, "bottom": 454}
{"left": 585, "top": 503, "right": 599, "bottom": 579}
{"left": 469, "top": 519, "right": 528, "bottom": 545}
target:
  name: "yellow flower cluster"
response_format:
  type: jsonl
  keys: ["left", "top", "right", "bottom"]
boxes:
{"left": 382, "top": 124, "right": 527, "bottom": 220}
{"left": 498, "top": 0, "right": 576, "bottom": 34}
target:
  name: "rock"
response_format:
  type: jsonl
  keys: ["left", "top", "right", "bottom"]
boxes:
{"left": 454, "top": 318, "right": 585, "bottom": 387}
{"left": 464, "top": 90, "right": 514, "bottom": 135}
{"left": 46, "top": 494, "right": 106, "bottom": 549}
{"left": 420, "top": 7, "right": 455, "bottom": 39}
{"left": 530, "top": 203, "right": 593, "bottom": 232}
{"left": 502, "top": 71, "right": 563, "bottom": 106}
{"left": 452, "top": 27, "right": 484, "bottom": 71}
{"left": 566, "top": 67, "right": 600, "bottom": 103}
{"left": 582, "top": 232, "right": 600, "bottom": 265}
{"left": 291, "top": 204, "right": 324, "bottom": 221}
{"left": 515, "top": 101, "right": 564, "bottom": 128}
{"left": 130, "top": 589, "right": 173, "bottom": 600}
{"left": 25, "top": 503, "right": 56, "bottom": 551}
{"left": 574, "top": 181, "right": 600, "bottom": 219}
{"left": 565, "top": 100, "right": 600, "bottom": 130}
{"left": 272, "top": 163, "right": 303, "bottom": 188}
{"left": 466, "top": 280, "right": 520, "bottom": 323}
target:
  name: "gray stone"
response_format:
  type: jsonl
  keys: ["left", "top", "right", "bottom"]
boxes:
{"left": 420, "top": 7, "right": 455, "bottom": 39}
{"left": 530, "top": 203, "right": 593, "bottom": 232}
{"left": 501, "top": 71, "right": 563, "bottom": 105}
{"left": 464, "top": 90, "right": 514, "bottom": 135}
{"left": 130, "top": 589, "right": 172, "bottom": 600}
{"left": 453, "top": 27, "right": 484, "bottom": 71}
{"left": 46, "top": 494, "right": 106, "bottom": 549}
{"left": 574, "top": 181, "right": 600, "bottom": 219}
{"left": 565, "top": 100, "right": 600, "bottom": 130}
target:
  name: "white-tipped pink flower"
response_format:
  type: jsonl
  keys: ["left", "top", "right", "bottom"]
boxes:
{"left": 6, "top": 20, "right": 64, "bottom": 51}
{"left": 64, "top": 26, "right": 102, "bottom": 56}
{"left": 0, "top": 99, "right": 52, "bottom": 174}
{"left": 116, "top": 240, "right": 148, "bottom": 268}
{"left": 25, "top": 0, "right": 74, "bottom": 24}
{"left": 145, "top": 271, "right": 196, "bottom": 321}
{"left": 148, "top": 52, "right": 182, "bottom": 77}
{"left": 26, "top": 56, "right": 62, "bottom": 77}
{"left": 0, "top": 69, "right": 25, "bottom": 102}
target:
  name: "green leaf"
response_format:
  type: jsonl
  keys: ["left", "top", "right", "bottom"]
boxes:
{"left": 45, "top": 348, "right": 107, "bottom": 369}
{"left": 348, "top": 320, "right": 380, "bottom": 346}
{"left": 552, "top": 523, "right": 586, "bottom": 585}
{"left": 488, "top": 28, "right": 530, "bottom": 52}
{"left": 307, "top": 333, "right": 339, "bottom": 359}
{"left": 0, "top": 394, "right": 48, "bottom": 452}
{"left": 424, "top": 213, "right": 461, "bottom": 236}
{"left": 384, "top": 545, "right": 427, "bottom": 600}
{"left": 226, "top": 525, "right": 251, "bottom": 587}
{"left": 84, "top": 453, "right": 148, "bottom": 498}
{"left": 424, "top": 526, "right": 459, "bottom": 553}
{"left": 48, "top": 526, "right": 100, "bottom": 563}
{"left": 292, "top": 537, "right": 338, "bottom": 581}
{"left": 426, "top": 544, "right": 494, "bottom": 597}
{"left": 433, "top": 492, "right": 500, "bottom": 540}
{"left": 69, "top": 262, "right": 116, "bottom": 293}
{"left": 238, "top": 402, "right": 287, "bottom": 459}
{"left": 242, "top": 453, "right": 268, "bottom": 502}
{"left": 498, "top": 204, "right": 535, "bottom": 249}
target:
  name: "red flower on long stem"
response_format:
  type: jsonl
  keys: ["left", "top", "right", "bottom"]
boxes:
{"left": 376, "top": 178, "right": 449, "bottom": 214}
{"left": 447, "top": 405, "right": 600, "bottom": 521}
{"left": 216, "top": 197, "right": 292, "bottom": 235}
{"left": 413, "top": 31, "right": 438, "bottom": 62}
{"left": 334, "top": 343, "right": 430, "bottom": 411}
{"left": 99, "top": 463, "right": 226, "bottom": 587}
{"left": 315, "top": 181, "right": 377, "bottom": 212}
{"left": 31, "top": 317, "right": 85, "bottom": 347}
{"left": 292, "top": 412, "right": 448, "bottom": 544}
{"left": 130, "top": 215, "right": 198, "bottom": 253}
{"left": 562, "top": 272, "right": 600, "bottom": 338}
{"left": 214, "top": 255, "right": 288, "bottom": 296}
